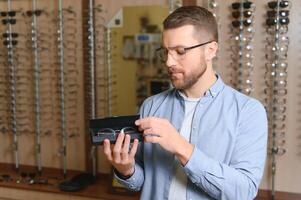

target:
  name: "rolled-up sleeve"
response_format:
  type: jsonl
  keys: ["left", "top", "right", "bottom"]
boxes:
{"left": 114, "top": 161, "right": 144, "bottom": 191}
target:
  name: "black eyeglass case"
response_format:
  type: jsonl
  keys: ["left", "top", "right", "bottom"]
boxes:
{"left": 89, "top": 115, "right": 143, "bottom": 145}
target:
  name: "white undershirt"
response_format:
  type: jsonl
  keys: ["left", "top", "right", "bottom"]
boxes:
{"left": 168, "top": 93, "right": 201, "bottom": 200}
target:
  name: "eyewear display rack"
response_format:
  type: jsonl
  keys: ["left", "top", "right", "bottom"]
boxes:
{"left": 264, "top": 0, "right": 291, "bottom": 200}
{"left": 0, "top": 0, "right": 111, "bottom": 197}
{"left": 229, "top": 0, "right": 255, "bottom": 95}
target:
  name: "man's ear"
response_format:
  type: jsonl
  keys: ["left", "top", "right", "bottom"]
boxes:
{"left": 205, "top": 41, "right": 218, "bottom": 61}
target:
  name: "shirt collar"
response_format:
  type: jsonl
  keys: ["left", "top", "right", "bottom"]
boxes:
{"left": 204, "top": 74, "right": 224, "bottom": 98}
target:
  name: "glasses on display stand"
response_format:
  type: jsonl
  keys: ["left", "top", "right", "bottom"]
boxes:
{"left": 264, "top": 1, "right": 291, "bottom": 199}
{"left": 229, "top": 0, "right": 255, "bottom": 95}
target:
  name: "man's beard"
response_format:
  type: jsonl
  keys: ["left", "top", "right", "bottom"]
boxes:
{"left": 170, "top": 64, "right": 207, "bottom": 90}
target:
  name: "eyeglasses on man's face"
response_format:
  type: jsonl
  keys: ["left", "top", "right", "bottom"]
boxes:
{"left": 156, "top": 40, "right": 214, "bottom": 62}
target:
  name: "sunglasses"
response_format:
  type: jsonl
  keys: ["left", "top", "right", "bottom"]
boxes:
{"left": 266, "top": 17, "right": 290, "bottom": 26}
{"left": 232, "top": 1, "right": 253, "bottom": 10}
{"left": 232, "top": 10, "right": 253, "bottom": 18}
{"left": 232, "top": 19, "right": 253, "bottom": 28}
{"left": 2, "top": 32, "right": 18, "bottom": 38}
{"left": 2, "top": 18, "right": 16, "bottom": 25}
{"left": 267, "top": 10, "right": 289, "bottom": 18}
{"left": 3, "top": 40, "right": 18, "bottom": 46}
{"left": 267, "top": 1, "right": 291, "bottom": 9}
{"left": 0, "top": 11, "right": 16, "bottom": 17}
{"left": 26, "top": 10, "right": 43, "bottom": 17}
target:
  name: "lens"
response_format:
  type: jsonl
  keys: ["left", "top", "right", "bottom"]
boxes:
{"left": 268, "top": 1, "right": 290, "bottom": 9}
{"left": 232, "top": 10, "right": 252, "bottom": 18}
{"left": 266, "top": 17, "right": 290, "bottom": 26}
{"left": 8, "top": 11, "right": 16, "bottom": 17}
{"left": 232, "top": 2, "right": 240, "bottom": 9}
{"left": 232, "top": 11, "right": 240, "bottom": 18}
{"left": 280, "top": 1, "right": 290, "bottom": 8}
{"left": 232, "top": 1, "right": 253, "bottom": 9}
{"left": 0, "top": 12, "right": 7, "bottom": 17}
{"left": 35, "top": 10, "right": 42, "bottom": 16}
{"left": 243, "top": 19, "right": 252, "bottom": 26}
{"left": 26, "top": 11, "right": 33, "bottom": 17}
{"left": 232, "top": 20, "right": 240, "bottom": 28}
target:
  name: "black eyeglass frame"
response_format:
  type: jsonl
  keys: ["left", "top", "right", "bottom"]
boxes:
{"left": 156, "top": 40, "right": 215, "bottom": 62}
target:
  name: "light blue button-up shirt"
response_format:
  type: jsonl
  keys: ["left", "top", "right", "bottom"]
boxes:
{"left": 115, "top": 75, "right": 268, "bottom": 200}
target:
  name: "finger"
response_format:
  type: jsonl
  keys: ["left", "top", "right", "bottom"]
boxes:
{"left": 136, "top": 118, "right": 153, "bottom": 130}
{"left": 113, "top": 133, "right": 125, "bottom": 163}
{"left": 121, "top": 134, "right": 131, "bottom": 161}
{"left": 129, "top": 139, "right": 139, "bottom": 157}
{"left": 103, "top": 139, "right": 113, "bottom": 161}
{"left": 144, "top": 134, "right": 160, "bottom": 144}
{"left": 114, "top": 132, "right": 125, "bottom": 150}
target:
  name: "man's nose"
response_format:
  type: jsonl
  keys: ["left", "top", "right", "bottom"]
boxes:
{"left": 165, "top": 51, "right": 177, "bottom": 67}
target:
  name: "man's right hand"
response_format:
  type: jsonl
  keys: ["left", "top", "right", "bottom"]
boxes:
{"left": 103, "top": 133, "right": 139, "bottom": 177}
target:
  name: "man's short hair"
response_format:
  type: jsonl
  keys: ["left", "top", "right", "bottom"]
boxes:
{"left": 163, "top": 6, "right": 218, "bottom": 42}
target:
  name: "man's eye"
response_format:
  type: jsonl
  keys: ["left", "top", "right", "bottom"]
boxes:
{"left": 176, "top": 48, "right": 186, "bottom": 55}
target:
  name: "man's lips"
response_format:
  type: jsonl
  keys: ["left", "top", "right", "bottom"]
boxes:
{"left": 169, "top": 71, "right": 183, "bottom": 79}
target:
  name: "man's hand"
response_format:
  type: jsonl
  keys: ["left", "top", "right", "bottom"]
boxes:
{"left": 135, "top": 117, "right": 194, "bottom": 165}
{"left": 103, "top": 133, "right": 139, "bottom": 177}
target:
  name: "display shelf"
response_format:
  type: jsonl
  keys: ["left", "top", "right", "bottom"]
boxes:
{"left": 0, "top": 163, "right": 140, "bottom": 200}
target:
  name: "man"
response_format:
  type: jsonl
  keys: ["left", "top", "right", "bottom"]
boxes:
{"left": 103, "top": 6, "right": 267, "bottom": 200}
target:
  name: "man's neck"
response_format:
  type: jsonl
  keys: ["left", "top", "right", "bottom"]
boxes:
{"left": 181, "top": 70, "right": 217, "bottom": 99}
